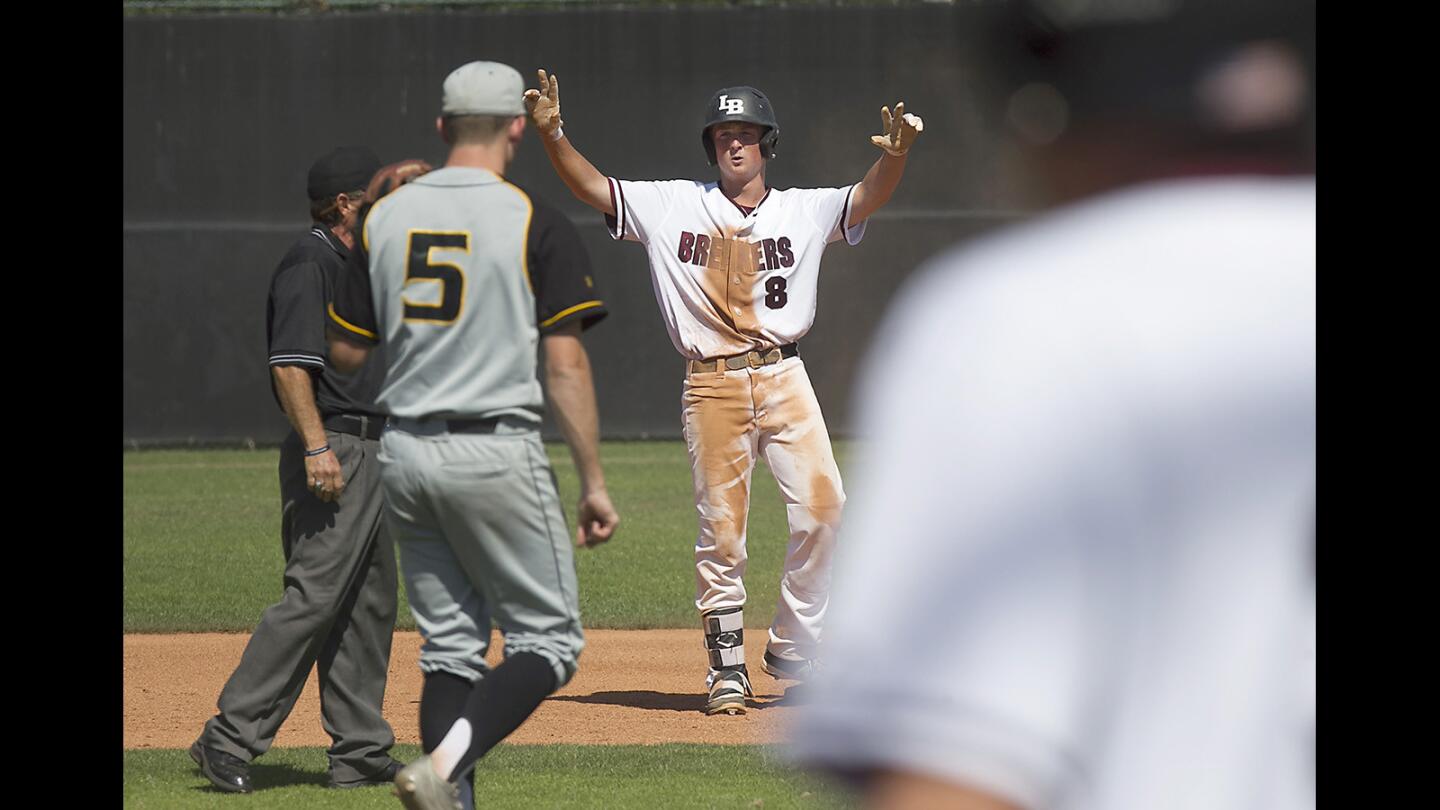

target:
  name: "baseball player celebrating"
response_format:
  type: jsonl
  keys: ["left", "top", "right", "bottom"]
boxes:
{"left": 525, "top": 70, "right": 922, "bottom": 714}
{"left": 327, "top": 60, "right": 619, "bottom": 810}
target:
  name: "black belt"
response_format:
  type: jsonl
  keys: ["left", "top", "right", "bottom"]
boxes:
{"left": 323, "top": 413, "right": 385, "bottom": 441}
{"left": 688, "top": 343, "right": 798, "bottom": 374}
{"left": 446, "top": 417, "right": 504, "bottom": 434}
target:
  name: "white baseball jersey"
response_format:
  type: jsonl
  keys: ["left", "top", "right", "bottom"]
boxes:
{"left": 605, "top": 177, "right": 866, "bottom": 360}
{"left": 791, "top": 176, "right": 1316, "bottom": 810}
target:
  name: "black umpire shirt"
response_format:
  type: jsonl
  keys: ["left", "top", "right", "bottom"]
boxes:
{"left": 266, "top": 223, "right": 386, "bottom": 419}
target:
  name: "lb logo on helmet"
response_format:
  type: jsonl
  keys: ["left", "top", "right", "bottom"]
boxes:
{"left": 718, "top": 94, "right": 746, "bottom": 115}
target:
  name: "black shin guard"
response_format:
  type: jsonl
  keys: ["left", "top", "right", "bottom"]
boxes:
{"left": 450, "top": 652, "right": 558, "bottom": 779}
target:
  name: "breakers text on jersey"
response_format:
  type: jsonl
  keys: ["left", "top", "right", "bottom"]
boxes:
{"left": 677, "top": 231, "right": 794, "bottom": 273}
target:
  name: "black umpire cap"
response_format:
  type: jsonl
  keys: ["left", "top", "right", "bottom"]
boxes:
{"left": 307, "top": 146, "right": 382, "bottom": 201}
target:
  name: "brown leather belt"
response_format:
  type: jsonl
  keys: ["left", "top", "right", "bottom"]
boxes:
{"left": 688, "top": 343, "right": 798, "bottom": 375}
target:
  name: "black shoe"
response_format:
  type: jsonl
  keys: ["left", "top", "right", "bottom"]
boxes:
{"left": 706, "top": 666, "right": 755, "bottom": 715}
{"left": 762, "top": 650, "right": 821, "bottom": 682}
{"left": 189, "top": 741, "right": 253, "bottom": 794}
{"left": 329, "top": 758, "right": 405, "bottom": 789}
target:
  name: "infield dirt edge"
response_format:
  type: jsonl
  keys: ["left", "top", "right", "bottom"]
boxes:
{"left": 125, "top": 629, "right": 804, "bottom": 749}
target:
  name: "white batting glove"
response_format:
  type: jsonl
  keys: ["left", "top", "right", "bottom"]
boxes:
{"left": 524, "top": 68, "right": 565, "bottom": 141}
{"left": 870, "top": 101, "right": 924, "bottom": 157}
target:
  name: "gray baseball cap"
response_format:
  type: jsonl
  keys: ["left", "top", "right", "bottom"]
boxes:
{"left": 441, "top": 61, "right": 526, "bottom": 116}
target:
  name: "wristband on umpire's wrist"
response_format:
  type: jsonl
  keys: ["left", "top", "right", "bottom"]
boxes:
{"left": 550, "top": 126, "right": 564, "bottom": 142}
{"left": 303, "top": 444, "right": 331, "bottom": 457}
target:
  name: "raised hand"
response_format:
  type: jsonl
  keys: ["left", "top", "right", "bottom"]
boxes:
{"left": 870, "top": 101, "right": 925, "bottom": 157}
{"left": 524, "top": 68, "right": 564, "bottom": 139}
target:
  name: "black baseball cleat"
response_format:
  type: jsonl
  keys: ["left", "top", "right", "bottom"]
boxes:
{"left": 190, "top": 741, "right": 253, "bottom": 793}
{"left": 329, "top": 758, "right": 406, "bottom": 789}
{"left": 761, "top": 650, "right": 821, "bottom": 682}
{"left": 706, "top": 666, "right": 755, "bottom": 715}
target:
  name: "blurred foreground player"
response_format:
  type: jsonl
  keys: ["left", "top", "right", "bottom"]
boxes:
{"left": 791, "top": 2, "right": 1316, "bottom": 809}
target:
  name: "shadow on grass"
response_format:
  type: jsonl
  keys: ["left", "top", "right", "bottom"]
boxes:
{"left": 549, "top": 689, "right": 806, "bottom": 713}
{"left": 189, "top": 760, "right": 332, "bottom": 792}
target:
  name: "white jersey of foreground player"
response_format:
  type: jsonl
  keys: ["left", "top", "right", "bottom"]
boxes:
{"left": 790, "top": 176, "right": 1316, "bottom": 810}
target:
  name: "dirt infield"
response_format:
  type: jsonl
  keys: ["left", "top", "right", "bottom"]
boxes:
{"left": 124, "top": 630, "right": 805, "bottom": 749}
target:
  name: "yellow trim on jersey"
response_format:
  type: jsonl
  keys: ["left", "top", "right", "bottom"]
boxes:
{"left": 328, "top": 302, "right": 377, "bottom": 340}
{"left": 540, "top": 300, "right": 604, "bottom": 329}
{"left": 362, "top": 184, "right": 404, "bottom": 255}
{"left": 500, "top": 180, "right": 535, "bottom": 293}
{"left": 402, "top": 230, "right": 471, "bottom": 325}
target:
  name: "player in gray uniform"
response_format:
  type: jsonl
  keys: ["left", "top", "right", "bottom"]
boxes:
{"left": 327, "top": 61, "right": 619, "bottom": 810}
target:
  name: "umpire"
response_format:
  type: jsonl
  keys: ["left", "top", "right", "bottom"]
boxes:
{"left": 190, "top": 146, "right": 403, "bottom": 793}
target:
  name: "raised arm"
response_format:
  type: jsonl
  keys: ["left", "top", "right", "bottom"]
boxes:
{"left": 848, "top": 101, "right": 925, "bottom": 228}
{"left": 525, "top": 69, "right": 616, "bottom": 217}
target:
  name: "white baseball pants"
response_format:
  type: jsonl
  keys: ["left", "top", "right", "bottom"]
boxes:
{"left": 681, "top": 355, "right": 845, "bottom": 662}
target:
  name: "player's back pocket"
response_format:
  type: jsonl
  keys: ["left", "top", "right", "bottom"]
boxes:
{"left": 433, "top": 434, "right": 513, "bottom": 478}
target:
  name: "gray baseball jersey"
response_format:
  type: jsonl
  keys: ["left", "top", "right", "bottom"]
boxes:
{"left": 328, "top": 164, "right": 607, "bottom": 693}
{"left": 329, "top": 166, "right": 606, "bottom": 420}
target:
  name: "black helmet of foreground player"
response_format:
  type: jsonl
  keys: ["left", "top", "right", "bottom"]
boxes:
{"left": 701, "top": 86, "right": 780, "bottom": 166}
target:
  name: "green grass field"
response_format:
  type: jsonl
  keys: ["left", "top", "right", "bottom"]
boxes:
{"left": 124, "top": 442, "right": 860, "bottom": 808}
{"left": 123, "top": 441, "right": 853, "bottom": 632}
{"left": 126, "top": 744, "right": 855, "bottom": 809}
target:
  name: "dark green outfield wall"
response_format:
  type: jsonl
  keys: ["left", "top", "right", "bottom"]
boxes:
{"left": 124, "top": 4, "right": 1027, "bottom": 444}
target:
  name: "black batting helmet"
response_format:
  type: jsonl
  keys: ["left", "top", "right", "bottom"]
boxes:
{"left": 701, "top": 86, "right": 780, "bottom": 166}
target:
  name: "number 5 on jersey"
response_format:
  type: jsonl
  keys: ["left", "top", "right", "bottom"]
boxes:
{"left": 404, "top": 231, "right": 469, "bottom": 324}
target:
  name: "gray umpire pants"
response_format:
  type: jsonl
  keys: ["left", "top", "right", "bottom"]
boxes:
{"left": 198, "top": 428, "right": 399, "bottom": 782}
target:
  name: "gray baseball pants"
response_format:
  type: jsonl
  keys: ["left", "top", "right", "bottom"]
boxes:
{"left": 378, "top": 417, "right": 584, "bottom": 690}
{"left": 198, "top": 428, "right": 398, "bottom": 783}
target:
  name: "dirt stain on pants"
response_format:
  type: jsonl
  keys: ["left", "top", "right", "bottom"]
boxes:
{"left": 681, "top": 357, "right": 844, "bottom": 663}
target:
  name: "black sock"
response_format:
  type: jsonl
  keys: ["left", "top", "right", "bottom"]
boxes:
{"left": 419, "top": 671, "right": 474, "bottom": 754}
{"left": 450, "top": 652, "right": 558, "bottom": 778}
